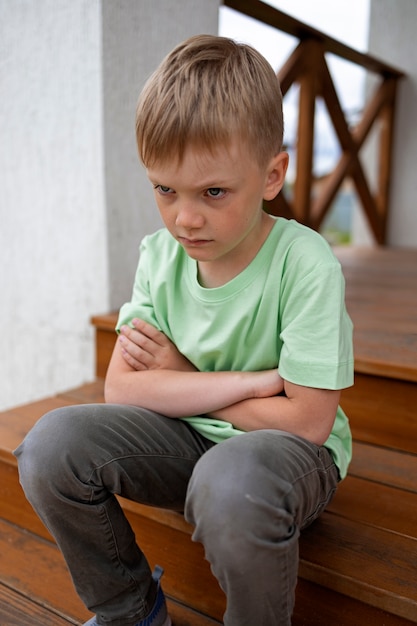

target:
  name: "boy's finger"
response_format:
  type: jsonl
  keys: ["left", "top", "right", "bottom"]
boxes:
{"left": 120, "top": 345, "right": 148, "bottom": 371}
{"left": 132, "top": 318, "right": 166, "bottom": 345}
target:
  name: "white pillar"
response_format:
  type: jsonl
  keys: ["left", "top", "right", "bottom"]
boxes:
{"left": 102, "top": 0, "right": 219, "bottom": 309}
{"left": 367, "top": 0, "right": 417, "bottom": 247}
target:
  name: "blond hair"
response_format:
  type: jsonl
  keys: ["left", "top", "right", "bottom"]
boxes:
{"left": 136, "top": 34, "right": 284, "bottom": 168}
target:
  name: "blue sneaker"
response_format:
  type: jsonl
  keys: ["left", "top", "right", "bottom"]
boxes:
{"left": 83, "top": 565, "right": 171, "bottom": 626}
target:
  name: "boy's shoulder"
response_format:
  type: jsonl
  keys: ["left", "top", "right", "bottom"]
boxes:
{"left": 140, "top": 228, "right": 186, "bottom": 268}
{"left": 271, "top": 219, "right": 339, "bottom": 266}
{"left": 142, "top": 227, "right": 173, "bottom": 246}
{"left": 141, "top": 228, "right": 179, "bottom": 255}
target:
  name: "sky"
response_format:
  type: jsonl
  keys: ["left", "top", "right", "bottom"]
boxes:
{"left": 219, "top": 0, "right": 371, "bottom": 176}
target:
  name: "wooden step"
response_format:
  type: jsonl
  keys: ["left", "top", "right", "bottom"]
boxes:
{"left": 333, "top": 246, "right": 417, "bottom": 383}
{"left": 341, "top": 373, "right": 417, "bottom": 453}
{"left": 0, "top": 582, "right": 74, "bottom": 626}
{"left": 300, "top": 515, "right": 417, "bottom": 620}
{"left": 1, "top": 382, "right": 417, "bottom": 623}
{"left": 90, "top": 313, "right": 118, "bottom": 379}
{"left": 0, "top": 518, "right": 90, "bottom": 624}
{"left": 1, "top": 518, "right": 414, "bottom": 626}
{"left": 0, "top": 518, "right": 222, "bottom": 626}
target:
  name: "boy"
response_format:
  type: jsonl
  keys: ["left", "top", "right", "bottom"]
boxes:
{"left": 16, "top": 35, "right": 354, "bottom": 626}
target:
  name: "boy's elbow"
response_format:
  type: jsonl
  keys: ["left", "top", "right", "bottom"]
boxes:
{"left": 103, "top": 382, "right": 114, "bottom": 404}
{"left": 311, "top": 427, "right": 332, "bottom": 447}
{"left": 310, "top": 409, "right": 338, "bottom": 446}
{"left": 104, "top": 376, "right": 121, "bottom": 404}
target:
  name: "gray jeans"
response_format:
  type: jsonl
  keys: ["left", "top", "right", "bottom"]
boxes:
{"left": 15, "top": 403, "right": 339, "bottom": 626}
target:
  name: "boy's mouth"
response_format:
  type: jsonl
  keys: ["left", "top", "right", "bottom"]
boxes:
{"left": 178, "top": 236, "right": 212, "bottom": 247}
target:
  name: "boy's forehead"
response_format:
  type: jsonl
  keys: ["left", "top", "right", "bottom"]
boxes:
{"left": 149, "top": 137, "right": 253, "bottom": 175}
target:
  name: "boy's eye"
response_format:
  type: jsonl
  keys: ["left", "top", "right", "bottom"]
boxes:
{"left": 206, "top": 188, "right": 226, "bottom": 199}
{"left": 155, "top": 185, "right": 174, "bottom": 195}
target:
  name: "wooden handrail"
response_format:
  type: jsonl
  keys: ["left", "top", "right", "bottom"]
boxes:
{"left": 223, "top": 0, "right": 405, "bottom": 244}
{"left": 224, "top": 0, "right": 403, "bottom": 77}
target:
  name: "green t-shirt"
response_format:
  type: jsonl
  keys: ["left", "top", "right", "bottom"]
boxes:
{"left": 117, "top": 218, "right": 354, "bottom": 479}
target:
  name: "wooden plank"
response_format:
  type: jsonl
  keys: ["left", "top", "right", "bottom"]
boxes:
{"left": 0, "top": 382, "right": 105, "bottom": 465}
{"left": 0, "top": 582, "right": 74, "bottom": 626}
{"left": 334, "top": 246, "right": 417, "bottom": 382}
{"left": 58, "top": 380, "right": 105, "bottom": 405}
{"left": 94, "top": 329, "right": 116, "bottom": 379}
{"left": 1, "top": 568, "right": 413, "bottom": 626}
{"left": 91, "top": 313, "right": 117, "bottom": 378}
{"left": 122, "top": 508, "right": 226, "bottom": 621}
{"left": 0, "top": 520, "right": 91, "bottom": 624}
{"left": 327, "top": 475, "right": 417, "bottom": 537}
{"left": 167, "top": 600, "right": 221, "bottom": 626}
{"left": 121, "top": 489, "right": 417, "bottom": 622}
{"left": 119, "top": 497, "right": 192, "bottom": 535}
{"left": 341, "top": 374, "right": 417, "bottom": 454}
{"left": 92, "top": 312, "right": 116, "bottom": 325}
{"left": 299, "top": 514, "right": 417, "bottom": 621}
{"left": 6, "top": 529, "right": 411, "bottom": 626}
{"left": 0, "top": 460, "right": 54, "bottom": 541}
{"left": 0, "top": 519, "right": 222, "bottom": 626}
{"left": 349, "top": 442, "right": 417, "bottom": 492}
{"left": 0, "top": 397, "right": 75, "bottom": 464}
{"left": 293, "top": 578, "right": 417, "bottom": 626}
{"left": 90, "top": 313, "right": 118, "bottom": 331}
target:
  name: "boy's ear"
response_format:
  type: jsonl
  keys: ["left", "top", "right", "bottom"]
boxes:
{"left": 263, "top": 152, "right": 289, "bottom": 201}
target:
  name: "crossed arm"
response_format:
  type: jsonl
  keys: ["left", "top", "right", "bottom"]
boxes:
{"left": 105, "top": 318, "right": 340, "bottom": 446}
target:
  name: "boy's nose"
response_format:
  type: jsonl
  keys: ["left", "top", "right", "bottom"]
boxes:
{"left": 175, "top": 204, "right": 205, "bottom": 230}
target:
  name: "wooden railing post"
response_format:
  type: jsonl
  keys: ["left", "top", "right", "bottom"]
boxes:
{"left": 293, "top": 40, "right": 320, "bottom": 226}
{"left": 376, "top": 78, "right": 397, "bottom": 241}
{"left": 225, "top": 0, "right": 405, "bottom": 244}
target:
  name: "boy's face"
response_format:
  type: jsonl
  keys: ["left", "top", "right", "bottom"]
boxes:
{"left": 146, "top": 138, "right": 288, "bottom": 286}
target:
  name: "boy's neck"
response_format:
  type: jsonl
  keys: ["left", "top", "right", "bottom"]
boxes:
{"left": 197, "top": 215, "right": 275, "bottom": 288}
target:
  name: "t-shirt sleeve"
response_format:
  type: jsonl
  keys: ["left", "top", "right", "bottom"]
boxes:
{"left": 116, "top": 237, "right": 161, "bottom": 333}
{"left": 278, "top": 254, "right": 354, "bottom": 390}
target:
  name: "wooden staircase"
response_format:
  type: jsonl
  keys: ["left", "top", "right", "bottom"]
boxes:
{"left": 1, "top": 246, "right": 417, "bottom": 625}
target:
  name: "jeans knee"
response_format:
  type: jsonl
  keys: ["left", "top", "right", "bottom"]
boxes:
{"left": 15, "top": 405, "right": 93, "bottom": 503}
{"left": 185, "top": 435, "right": 298, "bottom": 565}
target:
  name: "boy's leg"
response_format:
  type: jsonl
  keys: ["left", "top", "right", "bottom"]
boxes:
{"left": 14, "top": 403, "right": 213, "bottom": 626}
{"left": 185, "top": 430, "right": 339, "bottom": 626}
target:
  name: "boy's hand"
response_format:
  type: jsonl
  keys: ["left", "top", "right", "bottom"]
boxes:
{"left": 252, "top": 369, "right": 285, "bottom": 398}
{"left": 119, "top": 318, "right": 197, "bottom": 372}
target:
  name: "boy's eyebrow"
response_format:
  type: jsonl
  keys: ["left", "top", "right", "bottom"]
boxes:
{"left": 147, "top": 173, "right": 239, "bottom": 190}
{"left": 194, "top": 177, "right": 235, "bottom": 189}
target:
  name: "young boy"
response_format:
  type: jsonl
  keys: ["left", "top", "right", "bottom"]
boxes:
{"left": 15, "top": 35, "right": 353, "bottom": 626}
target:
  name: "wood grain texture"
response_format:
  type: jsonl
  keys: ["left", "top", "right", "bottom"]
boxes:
{"left": 334, "top": 246, "right": 417, "bottom": 382}
{"left": 0, "top": 582, "right": 75, "bottom": 626}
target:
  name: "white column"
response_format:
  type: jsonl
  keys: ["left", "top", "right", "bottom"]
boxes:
{"left": 367, "top": 0, "right": 417, "bottom": 247}
{"left": 102, "top": 0, "right": 220, "bottom": 309}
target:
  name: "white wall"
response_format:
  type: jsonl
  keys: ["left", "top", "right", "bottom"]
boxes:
{"left": 101, "top": 0, "right": 220, "bottom": 309}
{"left": 368, "top": 0, "right": 417, "bottom": 247}
{"left": 0, "top": 0, "right": 108, "bottom": 410}
{"left": 0, "top": 0, "right": 219, "bottom": 411}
